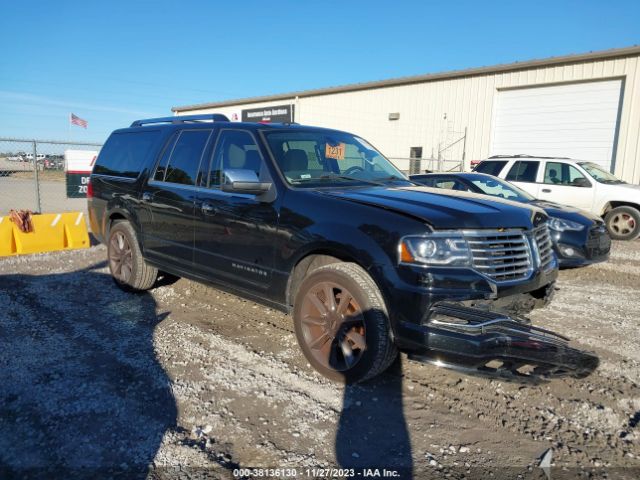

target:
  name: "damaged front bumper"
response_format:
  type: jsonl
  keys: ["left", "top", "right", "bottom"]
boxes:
{"left": 400, "top": 303, "right": 599, "bottom": 381}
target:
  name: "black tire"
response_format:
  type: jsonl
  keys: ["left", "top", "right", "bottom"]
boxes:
{"left": 293, "top": 262, "right": 397, "bottom": 383}
{"left": 604, "top": 206, "right": 640, "bottom": 240}
{"left": 107, "top": 221, "right": 158, "bottom": 291}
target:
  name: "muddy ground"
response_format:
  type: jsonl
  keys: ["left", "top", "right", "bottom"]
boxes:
{"left": 1, "top": 242, "right": 639, "bottom": 479}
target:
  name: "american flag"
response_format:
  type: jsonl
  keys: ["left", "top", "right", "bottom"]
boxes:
{"left": 70, "top": 113, "right": 88, "bottom": 129}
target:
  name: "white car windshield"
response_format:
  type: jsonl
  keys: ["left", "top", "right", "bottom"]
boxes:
{"left": 579, "top": 162, "right": 625, "bottom": 184}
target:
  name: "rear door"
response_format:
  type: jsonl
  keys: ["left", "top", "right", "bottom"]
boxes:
{"left": 537, "top": 160, "right": 594, "bottom": 210}
{"left": 193, "top": 128, "right": 279, "bottom": 292}
{"left": 139, "top": 128, "right": 213, "bottom": 265}
{"left": 504, "top": 160, "right": 541, "bottom": 197}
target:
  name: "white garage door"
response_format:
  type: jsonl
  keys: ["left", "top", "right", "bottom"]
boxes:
{"left": 491, "top": 79, "right": 622, "bottom": 171}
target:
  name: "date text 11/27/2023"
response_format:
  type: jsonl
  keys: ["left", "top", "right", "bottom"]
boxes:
{"left": 232, "top": 468, "right": 402, "bottom": 478}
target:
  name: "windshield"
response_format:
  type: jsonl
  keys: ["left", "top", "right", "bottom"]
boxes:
{"left": 578, "top": 162, "right": 625, "bottom": 184}
{"left": 470, "top": 176, "right": 535, "bottom": 202}
{"left": 263, "top": 130, "right": 410, "bottom": 187}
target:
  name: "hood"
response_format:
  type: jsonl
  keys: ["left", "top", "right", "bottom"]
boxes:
{"left": 530, "top": 200, "right": 601, "bottom": 226}
{"left": 615, "top": 182, "right": 640, "bottom": 193}
{"left": 318, "top": 186, "right": 547, "bottom": 230}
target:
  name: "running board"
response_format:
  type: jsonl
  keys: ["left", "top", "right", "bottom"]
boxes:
{"left": 407, "top": 303, "right": 599, "bottom": 382}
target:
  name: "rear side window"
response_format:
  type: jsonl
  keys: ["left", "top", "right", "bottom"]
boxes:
{"left": 156, "top": 130, "right": 212, "bottom": 186}
{"left": 415, "top": 177, "right": 437, "bottom": 187}
{"left": 506, "top": 161, "right": 539, "bottom": 182}
{"left": 474, "top": 160, "right": 507, "bottom": 176}
{"left": 93, "top": 130, "right": 160, "bottom": 178}
{"left": 438, "top": 178, "right": 471, "bottom": 191}
{"left": 153, "top": 132, "right": 179, "bottom": 182}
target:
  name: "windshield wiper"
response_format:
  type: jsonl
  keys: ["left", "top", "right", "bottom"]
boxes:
{"left": 291, "top": 174, "right": 384, "bottom": 186}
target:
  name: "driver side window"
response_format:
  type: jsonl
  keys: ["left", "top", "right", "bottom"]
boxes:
{"left": 544, "top": 162, "right": 588, "bottom": 186}
{"left": 207, "top": 130, "right": 263, "bottom": 188}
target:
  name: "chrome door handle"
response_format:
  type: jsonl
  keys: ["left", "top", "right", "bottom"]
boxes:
{"left": 201, "top": 202, "right": 216, "bottom": 214}
{"left": 141, "top": 192, "right": 152, "bottom": 202}
{"left": 542, "top": 188, "right": 551, "bottom": 193}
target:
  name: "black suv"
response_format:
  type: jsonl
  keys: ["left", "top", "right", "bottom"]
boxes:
{"left": 88, "top": 115, "right": 597, "bottom": 382}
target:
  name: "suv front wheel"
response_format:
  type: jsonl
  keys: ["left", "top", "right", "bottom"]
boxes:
{"left": 107, "top": 221, "right": 158, "bottom": 291}
{"left": 604, "top": 206, "right": 640, "bottom": 240}
{"left": 293, "top": 262, "right": 397, "bottom": 383}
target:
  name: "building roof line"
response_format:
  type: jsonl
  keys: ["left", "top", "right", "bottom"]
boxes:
{"left": 172, "top": 45, "right": 640, "bottom": 112}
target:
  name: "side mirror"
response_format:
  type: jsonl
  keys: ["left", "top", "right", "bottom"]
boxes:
{"left": 221, "top": 169, "right": 271, "bottom": 195}
{"left": 573, "top": 177, "right": 591, "bottom": 188}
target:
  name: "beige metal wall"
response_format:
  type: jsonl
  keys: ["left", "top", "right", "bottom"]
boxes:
{"left": 178, "top": 54, "right": 640, "bottom": 183}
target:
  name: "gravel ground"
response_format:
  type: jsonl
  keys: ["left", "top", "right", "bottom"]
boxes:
{"left": 1, "top": 242, "right": 639, "bottom": 479}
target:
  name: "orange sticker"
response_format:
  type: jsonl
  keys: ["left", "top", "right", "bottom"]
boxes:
{"left": 325, "top": 143, "right": 346, "bottom": 160}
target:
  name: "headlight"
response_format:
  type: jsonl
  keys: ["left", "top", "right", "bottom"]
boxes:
{"left": 548, "top": 217, "right": 585, "bottom": 232}
{"left": 399, "top": 234, "right": 472, "bottom": 266}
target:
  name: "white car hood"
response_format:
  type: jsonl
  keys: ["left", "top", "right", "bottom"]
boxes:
{"left": 599, "top": 181, "right": 640, "bottom": 200}
{"left": 617, "top": 183, "right": 640, "bottom": 191}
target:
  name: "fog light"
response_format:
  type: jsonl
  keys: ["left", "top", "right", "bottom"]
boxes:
{"left": 558, "top": 243, "right": 581, "bottom": 258}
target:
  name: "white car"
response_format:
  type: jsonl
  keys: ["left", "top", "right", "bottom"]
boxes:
{"left": 474, "top": 155, "right": 640, "bottom": 240}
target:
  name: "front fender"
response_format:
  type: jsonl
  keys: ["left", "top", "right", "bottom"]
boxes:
{"left": 281, "top": 221, "right": 401, "bottom": 319}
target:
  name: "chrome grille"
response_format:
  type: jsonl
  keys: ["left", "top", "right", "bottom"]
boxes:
{"left": 534, "top": 225, "right": 554, "bottom": 270}
{"left": 465, "top": 230, "right": 533, "bottom": 282}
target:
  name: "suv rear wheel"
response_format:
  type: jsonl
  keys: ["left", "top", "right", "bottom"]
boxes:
{"left": 604, "top": 206, "right": 640, "bottom": 240}
{"left": 108, "top": 221, "right": 158, "bottom": 291}
{"left": 293, "top": 262, "right": 397, "bottom": 383}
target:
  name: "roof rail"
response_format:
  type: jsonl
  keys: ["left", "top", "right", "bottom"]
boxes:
{"left": 488, "top": 154, "right": 571, "bottom": 160}
{"left": 130, "top": 114, "right": 230, "bottom": 127}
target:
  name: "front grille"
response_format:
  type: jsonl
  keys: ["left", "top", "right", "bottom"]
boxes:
{"left": 534, "top": 225, "right": 554, "bottom": 270}
{"left": 466, "top": 230, "right": 533, "bottom": 282}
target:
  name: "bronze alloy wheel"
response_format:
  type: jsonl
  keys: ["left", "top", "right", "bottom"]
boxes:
{"left": 300, "top": 281, "right": 367, "bottom": 371}
{"left": 109, "top": 231, "right": 134, "bottom": 284}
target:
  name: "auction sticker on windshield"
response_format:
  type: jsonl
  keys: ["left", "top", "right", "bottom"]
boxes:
{"left": 325, "top": 143, "right": 346, "bottom": 160}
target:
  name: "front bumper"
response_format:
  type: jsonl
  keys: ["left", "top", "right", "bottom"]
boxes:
{"left": 382, "top": 262, "right": 558, "bottom": 326}
{"left": 398, "top": 303, "right": 598, "bottom": 380}
{"left": 553, "top": 225, "right": 611, "bottom": 268}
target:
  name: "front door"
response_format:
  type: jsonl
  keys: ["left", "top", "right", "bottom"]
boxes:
{"left": 537, "top": 161, "right": 594, "bottom": 210}
{"left": 140, "top": 128, "right": 213, "bottom": 266}
{"left": 193, "top": 129, "right": 279, "bottom": 292}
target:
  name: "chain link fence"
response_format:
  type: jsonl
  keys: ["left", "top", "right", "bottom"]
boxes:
{"left": 390, "top": 157, "right": 464, "bottom": 175}
{"left": 0, "top": 138, "right": 102, "bottom": 216}
{"left": 390, "top": 128, "right": 467, "bottom": 175}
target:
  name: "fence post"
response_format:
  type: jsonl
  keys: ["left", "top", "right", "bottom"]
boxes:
{"left": 32, "top": 140, "right": 41, "bottom": 212}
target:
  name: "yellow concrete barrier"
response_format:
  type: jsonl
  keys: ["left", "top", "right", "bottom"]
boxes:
{"left": 0, "top": 212, "right": 90, "bottom": 256}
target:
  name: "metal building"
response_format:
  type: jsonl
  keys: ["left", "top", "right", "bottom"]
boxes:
{"left": 173, "top": 46, "right": 640, "bottom": 183}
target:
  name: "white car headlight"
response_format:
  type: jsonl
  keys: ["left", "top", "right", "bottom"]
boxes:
{"left": 548, "top": 217, "right": 585, "bottom": 232}
{"left": 399, "top": 234, "right": 472, "bottom": 266}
